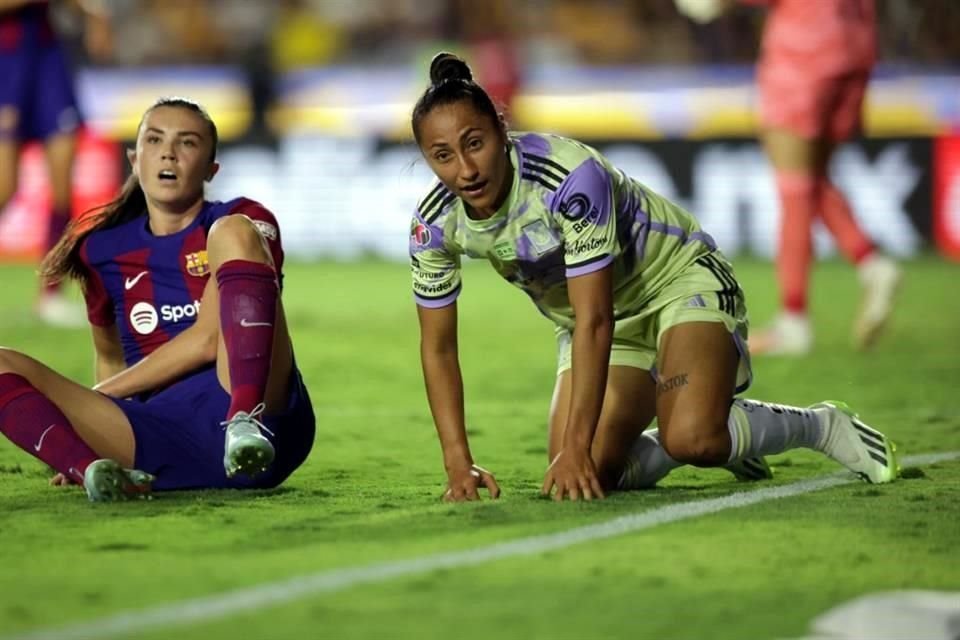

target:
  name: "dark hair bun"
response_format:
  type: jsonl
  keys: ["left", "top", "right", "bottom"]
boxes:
{"left": 429, "top": 52, "right": 472, "bottom": 86}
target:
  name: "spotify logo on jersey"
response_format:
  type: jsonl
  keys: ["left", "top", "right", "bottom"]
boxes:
{"left": 129, "top": 302, "right": 159, "bottom": 335}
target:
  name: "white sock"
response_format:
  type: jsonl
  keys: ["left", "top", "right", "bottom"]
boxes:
{"left": 617, "top": 429, "right": 682, "bottom": 489}
{"left": 727, "top": 398, "right": 823, "bottom": 463}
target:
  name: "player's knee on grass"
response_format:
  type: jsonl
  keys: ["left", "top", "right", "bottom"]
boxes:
{"left": 659, "top": 410, "right": 730, "bottom": 467}
{"left": 208, "top": 215, "right": 273, "bottom": 266}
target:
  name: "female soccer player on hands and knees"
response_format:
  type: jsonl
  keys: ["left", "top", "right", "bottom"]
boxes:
{"left": 0, "top": 97, "right": 315, "bottom": 501}
{"left": 410, "top": 53, "right": 900, "bottom": 503}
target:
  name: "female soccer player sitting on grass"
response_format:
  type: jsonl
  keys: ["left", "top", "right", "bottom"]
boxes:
{"left": 0, "top": 97, "right": 315, "bottom": 501}
{"left": 409, "top": 53, "right": 900, "bottom": 502}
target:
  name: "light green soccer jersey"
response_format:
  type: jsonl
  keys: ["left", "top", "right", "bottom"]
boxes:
{"left": 409, "top": 132, "right": 720, "bottom": 331}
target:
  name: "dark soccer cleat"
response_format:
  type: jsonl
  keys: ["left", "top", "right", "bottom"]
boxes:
{"left": 725, "top": 456, "right": 774, "bottom": 482}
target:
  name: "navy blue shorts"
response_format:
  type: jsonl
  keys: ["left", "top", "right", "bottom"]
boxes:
{"left": 111, "top": 367, "right": 315, "bottom": 491}
{"left": 0, "top": 44, "right": 80, "bottom": 141}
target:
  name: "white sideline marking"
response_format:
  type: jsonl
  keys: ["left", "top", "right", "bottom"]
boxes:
{"left": 7, "top": 451, "right": 959, "bottom": 640}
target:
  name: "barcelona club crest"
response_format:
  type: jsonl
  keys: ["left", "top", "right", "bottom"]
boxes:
{"left": 184, "top": 250, "right": 210, "bottom": 277}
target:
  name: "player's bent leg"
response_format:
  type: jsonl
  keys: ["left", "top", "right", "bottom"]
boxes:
{"left": 656, "top": 321, "right": 740, "bottom": 466}
{"left": 207, "top": 215, "right": 292, "bottom": 477}
{"left": 547, "top": 366, "right": 664, "bottom": 490}
{"left": 652, "top": 322, "right": 899, "bottom": 484}
{"left": 589, "top": 366, "right": 657, "bottom": 490}
{"left": 0, "top": 347, "right": 135, "bottom": 465}
{"left": 0, "top": 348, "right": 153, "bottom": 500}
{"left": 207, "top": 214, "right": 294, "bottom": 410}
{"left": 549, "top": 366, "right": 672, "bottom": 491}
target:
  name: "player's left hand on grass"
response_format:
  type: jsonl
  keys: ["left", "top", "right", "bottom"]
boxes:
{"left": 542, "top": 448, "right": 605, "bottom": 502}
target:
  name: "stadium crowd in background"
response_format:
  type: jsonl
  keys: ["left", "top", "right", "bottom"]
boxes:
{"left": 58, "top": 0, "right": 960, "bottom": 70}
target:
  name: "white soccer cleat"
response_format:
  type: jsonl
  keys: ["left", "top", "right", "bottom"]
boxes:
{"left": 854, "top": 254, "right": 901, "bottom": 350}
{"left": 83, "top": 459, "right": 154, "bottom": 502}
{"left": 810, "top": 401, "right": 900, "bottom": 484}
{"left": 222, "top": 403, "right": 275, "bottom": 478}
{"left": 749, "top": 311, "right": 813, "bottom": 356}
{"left": 36, "top": 292, "right": 86, "bottom": 328}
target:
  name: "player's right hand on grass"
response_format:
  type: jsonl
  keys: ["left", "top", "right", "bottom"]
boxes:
{"left": 444, "top": 464, "right": 501, "bottom": 501}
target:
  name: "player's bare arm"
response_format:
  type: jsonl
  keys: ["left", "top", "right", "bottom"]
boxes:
{"left": 90, "top": 323, "right": 125, "bottom": 385}
{"left": 418, "top": 302, "right": 500, "bottom": 501}
{"left": 94, "top": 276, "right": 219, "bottom": 398}
{"left": 541, "top": 267, "right": 612, "bottom": 502}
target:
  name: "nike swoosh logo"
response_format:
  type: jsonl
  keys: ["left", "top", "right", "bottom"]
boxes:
{"left": 124, "top": 271, "right": 149, "bottom": 290}
{"left": 240, "top": 319, "right": 273, "bottom": 328}
{"left": 34, "top": 424, "right": 56, "bottom": 452}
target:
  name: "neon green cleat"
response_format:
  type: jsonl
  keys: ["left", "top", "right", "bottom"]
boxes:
{"left": 811, "top": 401, "right": 901, "bottom": 484}
{"left": 725, "top": 456, "right": 774, "bottom": 482}
{"left": 83, "top": 459, "right": 154, "bottom": 502}
{"left": 222, "top": 403, "right": 275, "bottom": 478}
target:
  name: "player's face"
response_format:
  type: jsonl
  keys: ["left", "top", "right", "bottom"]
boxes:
{"left": 419, "top": 101, "right": 511, "bottom": 216}
{"left": 129, "top": 106, "right": 219, "bottom": 211}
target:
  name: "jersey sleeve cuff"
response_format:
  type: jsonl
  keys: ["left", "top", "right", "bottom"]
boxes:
{"left": 565, "top": 254, "right": 614, "bottom": 278}
{"left": 413, "top": 284, "right": 461, "bottom": 308}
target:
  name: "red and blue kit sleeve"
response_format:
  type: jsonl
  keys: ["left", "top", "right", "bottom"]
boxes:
{"left": 78, "top": 239, "right": 115, "bottom": 327}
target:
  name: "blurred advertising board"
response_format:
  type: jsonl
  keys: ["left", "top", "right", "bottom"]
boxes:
{"left": 2, "top": 64, "right": 957, "bottom": 261}
{"left": 206, "top": 135, "right": 933, "bottom": 261}
{"left": 269, "top": 64, "right": 960, "bottom": 139}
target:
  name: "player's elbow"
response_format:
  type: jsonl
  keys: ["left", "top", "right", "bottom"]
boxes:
{"left": 574, "top": 311, "right": 614, "bottom": 338}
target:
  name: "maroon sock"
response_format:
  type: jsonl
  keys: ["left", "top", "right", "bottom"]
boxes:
{"left": 217, "top": 259, "right": 278, "bottom": 418}
{"left": 0, "top": 373, "right": 98, "bottom": 484}
{"left": 43, "top": 209, "right": 71, "bottom": 295}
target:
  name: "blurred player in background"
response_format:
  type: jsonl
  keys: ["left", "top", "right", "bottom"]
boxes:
{"left": 0, "top": 0, "right": 111, "bottom": 326}
{"left": 453, "top": 0, "right": 521, "bottom": 118}
{"left": 676, "top": 0, "right": 901, "bottom": 355}
{"left": 409, "top": 53, "right": 899, "bottom": 502}
{"left": 0, "top": 97, "right": 315, "bottom": 500}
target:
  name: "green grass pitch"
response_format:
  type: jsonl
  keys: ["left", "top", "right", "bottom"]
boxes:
{"left": 0, "top": 257, "right": 957, "bottom": 639}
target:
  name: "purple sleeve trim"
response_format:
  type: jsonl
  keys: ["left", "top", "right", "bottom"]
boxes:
{"left": 414, "top": 289, "right": 460, "bottom": 308}
{"left": 565, "top": 254, "right": 614, "bottom": 278}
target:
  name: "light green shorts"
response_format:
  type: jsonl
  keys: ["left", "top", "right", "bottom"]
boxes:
{"left": 555, "top": 252, "right": 753, "bottom": 393}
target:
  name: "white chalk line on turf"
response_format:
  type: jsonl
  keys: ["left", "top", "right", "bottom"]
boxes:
{"left": 7, "top": 451, "right": 959, "bottom": 640}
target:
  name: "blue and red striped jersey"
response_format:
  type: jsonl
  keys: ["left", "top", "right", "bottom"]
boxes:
{"left": 79, "top": 197, "right": 284, "bottom": 367}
